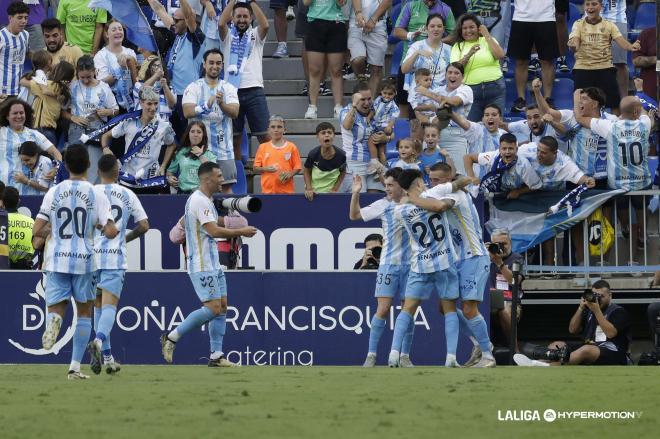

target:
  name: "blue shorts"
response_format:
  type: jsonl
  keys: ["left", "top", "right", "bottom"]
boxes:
{"left": 190, "top": 270, "right": 227, "bottom": 302}
{"left": 405, "top": 267, "right": 459, "bottom": 301}
{"left": 45, "top": 272, "right": 95, "bottom": 306}
{"left": 94, "top": 269, "right": 126, "bottom": 298}
{"left": 457, "top": 255, "right": 490, "bottom": 302}
{"left": 374, "top": 264, "right": 410, "bottom": 299}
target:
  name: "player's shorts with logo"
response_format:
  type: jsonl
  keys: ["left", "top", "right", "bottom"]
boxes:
{"left": 189, "top": 269, "right": 228, "bottom": 302}
{"left": 457, "top": 255, "right": 490, "bottom": 301}
{"left": 405, "top": 266, "right": 459, "bottom": 301}
{"left": 374, "top": 264, "right": 410, "bottom": 299}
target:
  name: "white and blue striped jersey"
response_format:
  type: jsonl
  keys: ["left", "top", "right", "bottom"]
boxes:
{"left": 423, "top": 184, "right": 487, "bottom": 260}
{"left": 17, "top": 155, "right": 54, "bottom": 196}
{"left": 372, "top": 96, "right": 400, "bottom": 131}
{"left": 182, "top": 78, "right": 239, "bottom": 161}
{"left": 464, "top": 121, "right": 505, "bottom": 154}
{"left": 340, "top": 105, "right": 377, "bottom": 163}
{"left": 409, "top": 87, "right": 441, "bottom": 118}
{"left": 69, "top": 79, "right": 118, "bottom": 127}
{"left": 184, "top": 190, "right": 222, "bottom": 274}
{"left": 393, "top": 203, "right": 456, "bottom": 274}
{"left": 37, "top": 180, "right": 112, "bottom": 274}
{"left": 517, "top": 143, "right": 585, "bottom": 190}
{"left": 600, "top": 0, "right": 627, "bottom": 23}
{"left": 0, "top": 127, "right": 53, "bottom": 187}
{"left": 402, "top": 39, "right": 452, "bottom": 101}
{"left": 94, "top": 183, "right": 148, "bottom": 270}
{"left": 590, "top": 115, "right": 652, "bottom": 190}
{"left": 477, "top": 151, "right": 543, "bottom": 191}
{"left": 560, "top": 110, "right": 618, "bottom": 180}
{"left": 360, "top": 198, "right": 411, "bottom": 266}
{"left": 387, "top": 158, "right": 424, "bottom": 172}
{"left": 0, "top": 28, "right": 28, "bottom": 96}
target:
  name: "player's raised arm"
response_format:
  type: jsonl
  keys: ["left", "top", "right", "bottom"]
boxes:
{"left": 349, "top": 175, "right": 363, "bottom": 220}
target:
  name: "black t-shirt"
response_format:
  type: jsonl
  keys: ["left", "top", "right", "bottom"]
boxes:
{"left": 304, "top": 146, "right": 347, "bottom": 172}
{"left": 582, "top": 304, "right": 631, "bottom": 353}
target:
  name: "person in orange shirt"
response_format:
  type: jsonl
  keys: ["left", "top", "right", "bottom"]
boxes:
{"left": 253, "top": 115, "right": 302, "bottom": 194}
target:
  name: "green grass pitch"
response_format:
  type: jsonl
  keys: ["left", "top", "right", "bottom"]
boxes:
{"left": 1, "top": 365, "right": 658, "bottom": 438}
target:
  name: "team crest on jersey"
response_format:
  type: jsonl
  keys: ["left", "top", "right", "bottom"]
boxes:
{"left": 284, "top": 152, "right": 291, "bottom": 161}
{"left": 451, "top": 227, "right": 462, "bottom": 248}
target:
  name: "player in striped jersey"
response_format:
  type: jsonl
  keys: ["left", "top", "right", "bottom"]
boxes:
{"left": 411, "top": 163, "right": 495, "bottom": 367}
{"left": 32, "top": 144, "right": 118, "bottom": 379}
{"left": 0, "top": 2, "right": 29, "bottom": 99}
{"left": 388, "top": 169, "right": 458, "bottom": 367}
{"left": 349, "top": 168, "right": 416, "bottom": 367}
{"left": 161, "top": 162, "right": 257, "bottom": 365}
{"left": 87, "top": 155, "right": 150, "bottom": 375}
{"left": 182, "top": 48, "right": 239, "bottom": 192}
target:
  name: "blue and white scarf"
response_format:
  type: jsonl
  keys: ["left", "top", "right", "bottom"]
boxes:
{"left": 480, "top": 155, "right": 516, "bottom": 193}
{"left": 225, "top": 25, "right": 254, "bottom": 88}
{"left": 548, "top": 184, "right": 588, "bottom": 217}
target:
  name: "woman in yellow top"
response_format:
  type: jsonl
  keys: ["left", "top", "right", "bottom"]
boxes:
{"left": 449, "top": 13, "right": 505, "bottom": 122}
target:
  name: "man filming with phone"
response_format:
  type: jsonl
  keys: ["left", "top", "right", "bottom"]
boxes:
{"left": 516, "top": 280, "right": 632, "bottom": 366}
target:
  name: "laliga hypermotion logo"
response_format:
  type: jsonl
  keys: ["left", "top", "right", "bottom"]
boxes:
{"left": 8, "top": 274, "right": 77, "bottom": 355}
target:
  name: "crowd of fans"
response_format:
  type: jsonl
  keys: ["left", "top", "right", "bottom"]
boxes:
{"left": 0, "top": 0, "right": 658, "bottom": 245}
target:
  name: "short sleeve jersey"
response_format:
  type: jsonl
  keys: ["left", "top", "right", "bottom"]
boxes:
{"left": 184, "top": 190, "right": 221, "bottom": 273}
{"left": 360, "top": 198, "right": 411, "bottom": 267}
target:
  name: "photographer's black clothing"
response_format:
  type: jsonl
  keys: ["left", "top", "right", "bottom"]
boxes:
{"left": 581, "top": 303, "right": 632, "bottom": 365}
{"left": 354, "top": 259, "right": 379, "bottom": 270}
{"left": 487, "top": 251, "right": 525, "bottom": 300}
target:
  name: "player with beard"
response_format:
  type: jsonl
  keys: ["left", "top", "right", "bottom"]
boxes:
{"left": 40, "top": 18, "right": 83, "bottom": 69}
{"left": 183, "top": 48, "right": 240, "bottom": 194}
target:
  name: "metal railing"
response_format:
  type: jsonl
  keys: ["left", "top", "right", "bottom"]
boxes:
{"left": 520, "top": 190, "right": 660, "bottom": 279}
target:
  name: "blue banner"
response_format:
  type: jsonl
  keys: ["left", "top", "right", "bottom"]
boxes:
{"left": 19, "top": 194, "right": 384, "bottom": 271}
{"left": 1, "top": 271, "right": 489, "bottom": 366}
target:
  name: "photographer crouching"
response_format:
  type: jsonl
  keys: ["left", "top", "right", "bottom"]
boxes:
{"left": 486, "top": 229, "right": 524, "bottom": 353}
{"left": 516, "top": 280, "right": 632, "bottom": 366}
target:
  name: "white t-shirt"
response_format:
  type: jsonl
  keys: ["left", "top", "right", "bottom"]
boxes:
{"left": 182, "top": 78, "right": 239, "bottom": 160}
{"left": 17, "top": 155, "right": 54, "bottom": 196}
{"left": 518, "top": 143, "right": 585, "bottom": 190}
{"left": 440, "top": 84, "right": 473, "bottom": 126}
{"left": 349, "top": 0, "right": 387, "bottom": 32}
{"left": 111, "top": 117, "right": 176, "bottom": 183}
{"left": 513, "top": 0, "right": 555, "bottom": 22}
{"left": 220, "top": 26, "right": 266, "bottom": 89}
{"left": 94, "top": 46, "right": 137, "bottom": 109}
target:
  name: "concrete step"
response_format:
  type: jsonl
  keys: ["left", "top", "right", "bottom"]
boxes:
{"left": 281, "top": 118, "right": 340, "bottom": 134}
{"left": 264, "top": 40, "right": 303, "bottom": 57}
{"left": 253, "top": 174, "right": 307, "bottom": 194}
{"left": 266, "top": 18, "right": 301, "bottom": 41}
{"left": 250, "top": 134, "right": 328, "bottom": 158}
{"left": 262, "top": 54, "right": 395, "bottom": 80}
{"left": 265, "top": 96, "right": 344, "bottom": 118}
{"left": 264, "top": 79, "right": 358, "bottom": 95}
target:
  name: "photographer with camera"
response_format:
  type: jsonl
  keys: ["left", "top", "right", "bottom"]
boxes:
{"left": 484, "top": 229, "right": 524, "bottom": 360}
{"left": 516, "top": 280, "right": 632, "bottom": 366}
{"left": 353, "top": 233, "right": 383, "bottom": 270}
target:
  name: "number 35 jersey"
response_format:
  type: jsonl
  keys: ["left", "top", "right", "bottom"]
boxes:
{"left": 394, "top": 203, "right": 457, "bottom": 274}
{"left": 37, "top": 180, "right": 112, "bottom": 274}
{"left": 94, "top": 183, "right": 148, "bottom": 270}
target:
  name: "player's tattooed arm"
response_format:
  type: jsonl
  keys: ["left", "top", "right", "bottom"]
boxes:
{"left": 407, "top": 192, "right": 455, "bottom": 213}
{"left": 126, "top": 219, "right": 150, "bottom": 243}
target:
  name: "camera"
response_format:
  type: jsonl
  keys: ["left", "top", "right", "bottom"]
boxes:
{"left": 487, "top": 242, "right": 504, "bottom": 255}
{"left": 213, "top": 196, "right": 262, "bottom": 214}
{"left": 582, "top": 289, "right": 601, "bottom": 303}
{"left": 371, "top": 246, "right": 382, "bottom": 259}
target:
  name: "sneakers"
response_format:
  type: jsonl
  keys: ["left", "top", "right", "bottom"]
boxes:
{"left": 388, "top": 350, "right": 400, "bottom": 367}
{"left": 528, "top": 57, "right": 541, "bottom": 73}
{"left": 513, "top": 353, "right": 550, "bottom": 367}
{"left": 510, "top": 97, "right": 526, "bottom": 113}
{"left": 160, "top": 334, "right": 176, "bottom": 363}
{"left": 87, "top": 339, "right": 103, "bottom": 375}
{"left": 286, "top": 5, "right": 295, "bottom": 20}
{"left": 320, "top": 81, "right": 332, "bottom": 96}
{"left": 464, "top": 345, "right": 482, "bottom": 367}
{"left": 342, "top": 63, "right": 356, "bottom": 80}
{"left": 473, "top": 356, "right": 496, "bottom": 368}
{"left": 445, "top": 358, "right": 462, "bottom": 368}
{"left": 104, "top": 359, "right": 121, "bottom": 375}
{"left": 304, "top": 104, "right": 317, "bottom": 119}
{"left": 300, "top": 82, "right": 308, "bottom": 96}
{"left": 333, "top": 104, "right": 343, "bottom": 119}
{"left": 208, "top": 355, "right": 239, "bottom": 367}
{"left": 67, "top": 370, "right": 89, "bottom": 380}
{"left": 501, "top": 59, "right": 508, "bottom": 73}
{"left": 42, "top": 314, "right": 63, "bottom": 350}
{"left": 272, "top": 42, "right": 288, "bottom": 59}
{"left": 556, "top": 56, "right": 569, "bottom": 73}
{"left": 399, "top": 354, "right": 414, "bottom": 368}
{"left": 363, "top": 353, "right": 377, "bottom": 367}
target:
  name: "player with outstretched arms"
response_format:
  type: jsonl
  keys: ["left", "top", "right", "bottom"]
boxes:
{"left": 160, "top": 161, "right": 257, "bottom": 366}
{"left": 87, "top": 154, "right": 150, "bottom": 375}
{"left": 33, "top": 144, "right": 118, "bottom": 379}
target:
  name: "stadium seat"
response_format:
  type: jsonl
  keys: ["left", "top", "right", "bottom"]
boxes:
{"left": 568, "top": 2, "right": 581, "bottom": 32}
{"left": 649, "top": 156, "right": 659, "bottom": 184}
{"left": 388, "top": 4, "right": 403, "bottom": 44}
{"left": 389, "top": 41, "right": 404, "bottom": 76}
{"left": 293, "top": 175, "right": 306, "bottom": 193}
{"left": 552, "top": 78, "right": 575, "bottom": 110}
{"left": 633, "top": 3, "right": 656, "bottom": 30}
{"left": 253, "top": 175, "right": 262, "bottom": 194}
{"left": 387, "top": 118, "right": 409, "bottom": 151}
{"left": 232, "top": 160, "right": 248, "bottom": 195}
{"left": 505, "top": 78, "right": 528, "bottom": 113}
{"left": 240, "top": 127, "right": 249, "bottom": 164}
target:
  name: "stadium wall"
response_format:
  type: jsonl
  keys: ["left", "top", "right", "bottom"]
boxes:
{"left": 1, "top": 271, "right": 489, "bottom": 365}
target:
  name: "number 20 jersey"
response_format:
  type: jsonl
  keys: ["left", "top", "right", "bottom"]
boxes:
{"left": 394, "top": 203, "right": 457, "bottom": 274}
{"left": 37, "top": 180, "right": 112, "bottom": 274}
{"left": 94, "top": 183, "right": 148, "bottom": 270}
